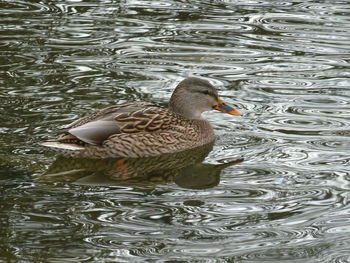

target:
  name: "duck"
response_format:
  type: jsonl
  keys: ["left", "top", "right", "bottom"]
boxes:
{"left": 41, "top": 77, "right": 242, "bottom": 158}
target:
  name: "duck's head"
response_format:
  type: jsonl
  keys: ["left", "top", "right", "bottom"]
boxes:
{"left": 169, "top": 77, "right": 242, "bottom": 119}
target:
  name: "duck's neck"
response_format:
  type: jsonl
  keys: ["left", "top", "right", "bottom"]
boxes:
{"left": 170, "top": 107, "right": 203, "bottom": 119}
{"left": 194, "top": 119, "right": 215, "bottom": 144}
{"left": 169, "top": 96, "right": 203, "bottom": 120}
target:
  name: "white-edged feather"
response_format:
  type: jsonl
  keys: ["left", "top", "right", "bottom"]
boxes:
{"left": 41, "top": 141, "right": 85, "bottom": 151}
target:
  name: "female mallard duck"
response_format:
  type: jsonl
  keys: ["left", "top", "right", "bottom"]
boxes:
{"left": 42, "top": 77, "right": 242, "bottom": 158}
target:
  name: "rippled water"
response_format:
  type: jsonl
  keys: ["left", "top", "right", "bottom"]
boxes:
{"left": 1, "top": 0, "right": 350, "bottom": 262}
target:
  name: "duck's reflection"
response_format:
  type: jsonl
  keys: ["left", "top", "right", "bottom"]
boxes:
{"left": 41, "top": 143, "right": 243, "bottom": 189}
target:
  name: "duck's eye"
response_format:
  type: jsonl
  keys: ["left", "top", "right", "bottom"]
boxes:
{"left": 202, "top": 90, "right": 210, "bottom": 95}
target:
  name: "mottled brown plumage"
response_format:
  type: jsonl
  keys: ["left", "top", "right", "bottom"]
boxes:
{"left": 41, "top": 77, "right": 242, "bottom": 158}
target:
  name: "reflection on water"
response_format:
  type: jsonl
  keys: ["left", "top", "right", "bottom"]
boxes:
{"left": 41, "top": 143, "right": 243, "bottom": 189}
{"left": 1, "top": 0, "right": 350, "bottom": 262}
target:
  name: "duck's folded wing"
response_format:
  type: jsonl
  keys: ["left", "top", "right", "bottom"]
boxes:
{"left": 59, "top": 104, "right": 183, "bottom": 146}
{"left": 61, "top": 102, "right": 156, "bottom": 131}
{"left": 68, "top": 120, "right": 120, "bottom": 145}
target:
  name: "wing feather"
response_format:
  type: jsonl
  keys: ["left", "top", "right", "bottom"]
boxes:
{"left": 69, "top": 120, "right": 120, "bottom": 145}
{"left": 56, "top": 102, "right": 185, "bottom": 146}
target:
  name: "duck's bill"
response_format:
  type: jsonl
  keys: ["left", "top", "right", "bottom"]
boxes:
{"left": 213, "top": 98, "right": 242, "bottom": 116}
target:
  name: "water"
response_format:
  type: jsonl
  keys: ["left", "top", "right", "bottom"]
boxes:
{"left": 1, "top": 0, "right": 350, "bottom": 262}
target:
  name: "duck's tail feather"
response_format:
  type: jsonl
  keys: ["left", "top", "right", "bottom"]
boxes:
{"left": 40, "top": 141, "right": 85, "bottom": 151}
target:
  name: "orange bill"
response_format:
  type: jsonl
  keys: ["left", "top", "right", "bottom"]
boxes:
{"left": 213, "top": 98, "right": 242, "bottom": 116}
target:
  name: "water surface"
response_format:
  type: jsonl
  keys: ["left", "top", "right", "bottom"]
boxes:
{"left": 1, "top": 0, "right": 350, "bottom": 262}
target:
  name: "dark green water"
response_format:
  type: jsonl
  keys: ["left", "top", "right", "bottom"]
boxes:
{"left": 1, "top": 0, "right": 350, "bottom": 262}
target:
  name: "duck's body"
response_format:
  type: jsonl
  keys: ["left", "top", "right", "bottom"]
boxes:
{"left": 42, "top": 77, "right": 241, "bottom": 158}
